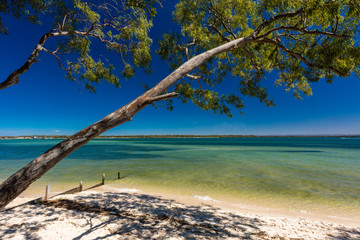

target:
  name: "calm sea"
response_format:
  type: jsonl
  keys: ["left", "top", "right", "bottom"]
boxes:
{"left": 1, "top": 137, "right": 359, "bottom": 215}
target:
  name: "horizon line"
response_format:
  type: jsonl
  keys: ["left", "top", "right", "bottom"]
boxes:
{"left": 1, "top": 134, "right": 360, "bottom": 138}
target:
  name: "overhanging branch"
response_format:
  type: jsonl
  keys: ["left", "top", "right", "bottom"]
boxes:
{"left": 0, "top": 29, "right": 76, "bottom": 91}
{"left": 0, "top": 23, "right": 125, "bottom": 91}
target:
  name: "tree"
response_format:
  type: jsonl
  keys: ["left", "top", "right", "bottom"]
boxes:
{"left": 1, "top": 0, "right": 359, "bottom": 209}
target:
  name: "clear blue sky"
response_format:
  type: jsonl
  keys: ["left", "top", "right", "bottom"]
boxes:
{"left": 1, "top": 2, "right": 360, "bottom": 136}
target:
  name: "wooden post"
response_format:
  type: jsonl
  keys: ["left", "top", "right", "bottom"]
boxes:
{"left": 44, "top": 184, "right": 50, "bottom": 201}
{"left": 102, "top": 173, "right": 105, "bottom": 185}
{"left": 118, "top": 171, "right": 121, "bottom": 179}
{"left": 79, "top": 181, "right": 83, "bottom": 192}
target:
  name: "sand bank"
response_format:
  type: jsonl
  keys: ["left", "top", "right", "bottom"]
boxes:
{"left": 1, "top": 187, "right": 359, "bottom": 240}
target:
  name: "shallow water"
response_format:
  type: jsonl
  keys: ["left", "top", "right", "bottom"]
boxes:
{"left": 1, "top": 137, "right": 359, "bottom": 215}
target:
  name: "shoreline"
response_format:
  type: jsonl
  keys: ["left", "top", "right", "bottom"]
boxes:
{"left": 2, "top": 186, "right": 359, "bottom": 239}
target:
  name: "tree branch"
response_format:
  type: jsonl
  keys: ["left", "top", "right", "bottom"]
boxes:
{"left": 258, "top": 26, "right": 349, "bottom": 40}
{"left": 276, "top": 33, "right": 309, "bottom": 45}
{"left": 146, "top": 92, "right": 179, "bottom": 104}
{"left": 185, "top": 74, "right": 208, "bottom": 100}
{"left": 177, "top": 39, "right": 196, "bottom": 60}
{"left": 259, "top": 38, "right": 346, "bottom": 76}
{"left": 75, "top": 30, "right": 124, "bottom": 50}
{"left": 207, "top": 2, "right": 237, "bottom": 39}
{"left": 41, "top": 47, "right": 84, "bottom": 89}
{"left": 254, "top": 8, "right": 304, "bottom": 36}
{"left": 0, "top": 25, "right": 126, "bottom": 92}
{"left": 207, "top": 23, "right": 231, "bottom": 42}
{"left": 185, "top": 74, "right": 201, "bottom": 80}
{"left": 0, "top": 30, "right": 69, "bottom": 91}
{"left": 41, "top": 47, "right": 69, "bottom": 74}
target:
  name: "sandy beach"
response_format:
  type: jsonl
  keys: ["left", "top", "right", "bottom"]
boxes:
{"left": 1, "top": 186, "right": 359, "bottom": 240}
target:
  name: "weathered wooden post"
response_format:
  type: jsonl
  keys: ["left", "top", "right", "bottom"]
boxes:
{"left": 118, "top": 171, "right": 121, "bottom": 179}
{"left": 79, "top": 181, "right": 83, "bottom": 192}
{"left": 102, "top": 173, "right": 105, "bottom": 185}
{"left": 44, "top": 184, "right": 50, "bottom": 201}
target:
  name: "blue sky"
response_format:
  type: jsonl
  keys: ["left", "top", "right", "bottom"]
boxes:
{"left": 0, "top": 2, "right": 360, "bottom": 136}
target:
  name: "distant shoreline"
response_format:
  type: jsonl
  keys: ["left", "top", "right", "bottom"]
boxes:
{"left": 1, "top": 134, "right": 360, "bottom": 139}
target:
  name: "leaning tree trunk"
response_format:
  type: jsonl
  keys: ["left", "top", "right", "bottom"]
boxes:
{"left": 0, "top": 35, "right": 252, "bottom": 210}
{"left": 0, "top": 91, "right": 176, "bottom": 209}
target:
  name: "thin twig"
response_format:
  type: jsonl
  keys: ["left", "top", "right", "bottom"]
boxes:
{"left": 41, "top": 47, "right": 68, "bottom": 73}
{"left": 42, "top": 47, "right": 83, "bottom": 88}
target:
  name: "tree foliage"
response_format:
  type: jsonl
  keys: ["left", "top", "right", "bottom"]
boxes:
{"left": 1, "top": 0, "right": 159, "bottom": 92}
{"left": 158, "top": 0, "right": 360, "bottom": 117}
{"left": 0, "top": 0, "right": 51, "bottom": 34}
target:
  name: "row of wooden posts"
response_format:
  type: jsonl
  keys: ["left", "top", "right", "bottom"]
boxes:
{"left": 43, "top": 171, "right": 121, "bottom": 201}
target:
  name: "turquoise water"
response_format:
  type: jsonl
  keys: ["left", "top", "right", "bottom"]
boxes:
{"left": 1, "top": 137, "right": 360, "bottom": 214}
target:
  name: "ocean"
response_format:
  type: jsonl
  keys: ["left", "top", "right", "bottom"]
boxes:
{"left": 0, "top": 137, "right": 359, "bottom": 216}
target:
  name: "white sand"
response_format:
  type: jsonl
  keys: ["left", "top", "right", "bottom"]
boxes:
{"left": 1, "top": 187, "right": 359, "bottom": 240}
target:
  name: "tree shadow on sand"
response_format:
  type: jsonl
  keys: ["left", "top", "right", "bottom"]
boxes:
{"left": 0, "top": 192, "right": 269, "bottom": 239}
{"left": 45, "top": 192, "right": 270, "bottom": 239}
{"left": 1, "top": 192, "right": 359, "bottom": 239}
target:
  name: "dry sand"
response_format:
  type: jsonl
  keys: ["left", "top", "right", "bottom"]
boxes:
{"left": 0, "top": 187, "right": 359, "bottom": 240}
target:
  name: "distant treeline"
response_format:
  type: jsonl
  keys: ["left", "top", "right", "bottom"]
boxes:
{"left": 1, "top": 134, "right": 360, "bottom": 139}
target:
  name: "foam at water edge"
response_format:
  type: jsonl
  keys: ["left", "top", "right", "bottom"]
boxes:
{"left": 194, "top": 195, "right": 219, "bottom": 202}
{"left": 117, "top": 188, "right": 138, "bottom": 193}
{"left": 104, "top": 186, "right": 139, "bottom": 193}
